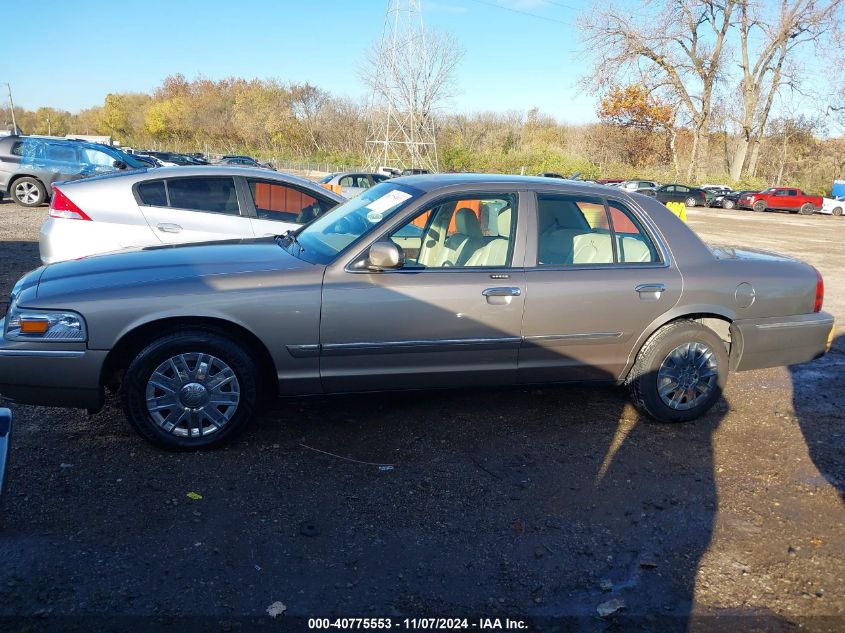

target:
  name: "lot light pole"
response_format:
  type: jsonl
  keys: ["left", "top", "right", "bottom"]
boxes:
{"left": 4, "top": 83, "right": 18, "bottom": 135}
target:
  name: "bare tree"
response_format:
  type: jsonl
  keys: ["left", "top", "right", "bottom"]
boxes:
{"left": 290, "top": 83, "right": 329, "bottom": 153}
{"left": 361, "top": 29, "right": 464, "bottom": 135}
{"left": 730, "top": 0, "right": 843, "bottom": 180}
{"left": 580, "top": 0, "right": 737, "bottom": 180}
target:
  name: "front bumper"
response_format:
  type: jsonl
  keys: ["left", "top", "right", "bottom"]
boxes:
{"left": 730, "top": 312, "right": 835, "bottom": 372}
{"left": 0, "top": 319, "right": 106, "bottom": 409}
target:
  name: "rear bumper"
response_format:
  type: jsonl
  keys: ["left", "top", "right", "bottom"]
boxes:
{"left": 730, "top": 312, "right": 835, "bottom": 372}
{"left": 0, "top": 322, "right": 106, "bottom": 409}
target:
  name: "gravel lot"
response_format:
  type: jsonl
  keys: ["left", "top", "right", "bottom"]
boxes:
{"left": 0, "top": 198, "right": 843, "bottom": 631}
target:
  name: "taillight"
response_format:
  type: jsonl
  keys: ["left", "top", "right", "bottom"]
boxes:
{"left": 814, "top": 268, "right": 824, "bottom": 313}
{"left": 49, "top": 187, "right": 91, "bottom": 221}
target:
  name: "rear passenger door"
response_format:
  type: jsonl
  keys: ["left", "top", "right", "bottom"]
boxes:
{"left": 136, "top": 176, "right": 255, "bottom": 244}
{"left": 519, "top": 193, "right": 682, "bottom": 382}
{"left": 242, "top": 177, "right": 337, "bottom": 236}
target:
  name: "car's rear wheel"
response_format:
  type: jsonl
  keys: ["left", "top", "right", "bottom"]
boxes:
{"left": 833, "top": 207, "right": 843, "bottom": 217}
{"left": 627, "top": 320, "right": 728, "bottom": 423}
{"left": 12, "top": 177, "right": 47, "bottom": 207}
{"left": 752, "top": 201, "right": 766, "bottom": 213}
{"left": 722, "top": 199, "right": 735, "bottom": 210}
{"left": 122, "top": 330, "right": 258, "bottom": 450}
{"left": 799, "top": 203, "right": 814, "bottom": 215}
{"left": 685, "top": 196, "right": 698, "bottom": 207}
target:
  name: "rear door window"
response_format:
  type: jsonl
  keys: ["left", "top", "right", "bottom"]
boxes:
{"left": 167, "top": 177, "right": 240, "bottom": 215}
{"left": 607, "top": 200, "right": 660, "bottom": 264}
{"left": 247, "top": 178, "right": 334, "bottom": 223}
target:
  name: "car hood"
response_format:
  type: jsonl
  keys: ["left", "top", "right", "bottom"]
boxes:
{"left": 36, "top": 238, "right": 315, "bottom": 300}
{"left": 709, "top": 244, "right": 797, "bottom": 262}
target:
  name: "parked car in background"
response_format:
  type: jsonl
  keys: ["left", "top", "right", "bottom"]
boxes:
{"left": 318, "top": 171, "right": 390, "bottom": 197}
{"left": 820, "top": 196, "right": 844, "bottom": 216}
{"left": 620, "top": 180, "right": 659, "bottom": 195}
{"left": 700, "top": 185, "right": 732, "bottom": 204}
{"left": 133, "top": 155, "right": 163, "bottom": 168}
{"left": 218, "top": 155, "right": 274, "bottom": 170}
{"left": 654, "top": 183, "right": 708, "bottom": 207}
{"left": 0, "top": 135, "right": 146, "bottom": 207}
{"left": 537, "top": 172, "right": 565, "bottom": 179}
{"left": 0, "top": 174, "right": 834, "bottom": 450}
{"left": 136, "top": 151, "right": 193, "bottom": 166}
{"left": 597, "top": 178, "right": 625, "bottom": 185}
{"left": 737, "top": 187, "right": 824, "bottom": 214}
{"left": 709, "top": 189, "right": 758, "bottom": 210}
{"left": 39, "top": 166, "right": 345, "bottom": 263}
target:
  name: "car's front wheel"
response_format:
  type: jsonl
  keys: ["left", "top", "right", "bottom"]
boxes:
{"left": 12, "top": 177, "right": 47, "bottom": 207}
{"left": 122, "top": 330, "right": 259, "bottom": 450}
{"left": 685, "top": 196, "right": 698, "bottom": 207}
{"left": 627, "top": 320, "right": 728, "bottom": 423}
{"left": 722, "top": 199, "right": 735, "bottom": 210}
{"left": 752, "top": 201, "right": 766, "bottom": 212}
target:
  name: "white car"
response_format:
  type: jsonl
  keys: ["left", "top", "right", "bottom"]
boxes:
{"left": 820, "top": 196, "right": 844, "bottom": 216}
{"left": 39, "top": 166, "right": 345, "bottom": 264}
{"left": 318, "top": 171, "right": 390, "bottom": 198}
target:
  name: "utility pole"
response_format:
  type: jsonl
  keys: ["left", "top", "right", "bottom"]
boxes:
{"left": 364, "top": 0, "right": 439, "bottom": 173}
{"left": 4, "top": 83, "right": 18, "bottom": 134}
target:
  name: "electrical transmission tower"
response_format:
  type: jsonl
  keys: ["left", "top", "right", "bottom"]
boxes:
{"left": 364, "top": 0, "right": 439, "bottom": 173}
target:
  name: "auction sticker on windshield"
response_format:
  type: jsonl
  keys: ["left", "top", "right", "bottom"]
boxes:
{"left": 365, "top": 189, "right": 413, "bottom": 214}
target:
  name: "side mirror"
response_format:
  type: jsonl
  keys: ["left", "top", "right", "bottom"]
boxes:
{"left": 113, "top": 160, "right": 128, "bottom": 170}
{"left": 367, "top": 241, "right": 404, "bottom": 271}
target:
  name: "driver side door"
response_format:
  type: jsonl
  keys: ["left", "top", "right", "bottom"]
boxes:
{"left": 319, "top": 191, "right": 528, "bottom": 393}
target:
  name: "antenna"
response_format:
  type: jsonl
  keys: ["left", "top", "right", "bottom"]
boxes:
{"left": 364, "top": 0, "right": 439, "bottom": 173}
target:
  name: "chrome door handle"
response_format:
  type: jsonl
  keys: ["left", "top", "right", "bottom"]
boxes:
{"left": 157, "top": 223, "right": 182, "bottom": 233}
{"left": 483, "top": 287, "right": 521, "bottom": 306}
{"left": 482, "top": 287, "right": 521, "bottom": 297}
{"left": 635, "top": 283, "right": 666, "bottom": 301}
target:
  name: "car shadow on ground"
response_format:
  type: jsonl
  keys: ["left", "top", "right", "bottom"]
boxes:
{"left": 791, "top": 333, "right": 844, "bottom": 504}
{"left": 1, "top": 368, "right": 736, "bottom": 630}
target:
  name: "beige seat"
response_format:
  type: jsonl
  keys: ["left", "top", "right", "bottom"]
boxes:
{"left": 420, "top": 207, "right": 485, "bottom": 267}
{"left": 465, "top": 207, "right": 511, "bottom": 267}
{"left": 571, "top": 233, "right": 614, "bottom": 264}
{"left": 616, "top": 236, "right": 652, "bottom": 262}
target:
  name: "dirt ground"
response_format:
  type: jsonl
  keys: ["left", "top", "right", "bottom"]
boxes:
{"left": 0, "top": 198, "right": 842, "bottom": 631}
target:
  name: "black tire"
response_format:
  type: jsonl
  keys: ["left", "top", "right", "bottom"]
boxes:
{"left": 752, "top": 201, "right": 766, "bottom": 213}
{"left": 799, "top": 203, "right": 814, "bottom": 215}
{"left": 11, "top": 177, "right": 47, "bottom": 207}
{"left": 627, "top": 320, "right": 728, "bottom": 423}
{"left": 722, "top": 199, "right": 735, "bottom": 210}
{"left": 833, "top": 207, "right": 843, "bottom": 217}
{"left": 122, "top": 330, "right": 259, "bottom": 450}
{"left": 685, "top": 196, "right": 698, "bottom": 207}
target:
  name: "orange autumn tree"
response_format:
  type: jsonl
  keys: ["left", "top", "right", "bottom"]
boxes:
{"left": 599, "top": 84, "right": 678, "bottom": 173}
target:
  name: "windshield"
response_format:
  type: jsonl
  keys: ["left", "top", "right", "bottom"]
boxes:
{"left": 286, "top": 181, "right": 422, "bottom": 264}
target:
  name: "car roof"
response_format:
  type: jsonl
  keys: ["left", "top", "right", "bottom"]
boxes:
{"left": 392, "top": 172, "right": 618, "bottom": 193}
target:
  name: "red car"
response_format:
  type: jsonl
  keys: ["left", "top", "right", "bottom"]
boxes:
{"left": 737, "top": 187, "right": 823, "bottom": 215}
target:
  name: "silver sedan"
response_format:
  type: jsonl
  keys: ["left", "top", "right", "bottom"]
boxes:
{"left": 39, "top": 166, "right": 345, "bottom": 264}
{"left": 1, "top": 175, "right": 835, "bottom": 450}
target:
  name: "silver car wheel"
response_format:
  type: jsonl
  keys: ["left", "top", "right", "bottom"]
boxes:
{"left": 145, "top": 352, "right": 240, "bottom": 437}
{"left": 14, "top": 181, "right": 40, "bottom": 205}
{"left": 657, "top": 342, "right": 718, "bottom": 411}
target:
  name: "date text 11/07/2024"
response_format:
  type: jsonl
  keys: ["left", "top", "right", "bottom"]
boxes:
{"left": 306, "top": 618, "right": 528, "bottom": 630}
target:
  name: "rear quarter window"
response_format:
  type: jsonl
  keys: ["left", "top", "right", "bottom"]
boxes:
{"left": 137, "top": 180, "right": 167, "bottom": 206}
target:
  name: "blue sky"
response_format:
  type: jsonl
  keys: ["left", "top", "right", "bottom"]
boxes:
{"left": 0, "top": 0, "right": 836, "bottom": 132}
{"left": 0, "top": 0, "right": 597, "bottom": 121}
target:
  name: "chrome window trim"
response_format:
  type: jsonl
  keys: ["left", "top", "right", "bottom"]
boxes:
{"left": 526, "top": 189, "right": 673, "bottom": 269}
{"left": 342, "top": 190, "right": 525, "bottom": 274}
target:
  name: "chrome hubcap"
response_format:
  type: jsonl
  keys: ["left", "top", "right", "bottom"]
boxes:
{"left": 657, "top": 342, "right": 718, "bottom": 410}
{"left": 145, "top": 353, "right": 240, "bottom": 438}
{"left": 15, "top": 182, "right": 39, "bottom": 204}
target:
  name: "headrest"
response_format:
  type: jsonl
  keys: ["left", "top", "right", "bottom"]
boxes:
{"left": 455, "top": 208, "right": 482, "bottom": 237}
{"left": 497, "top": 207, "right": 511, "bottom": 237}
